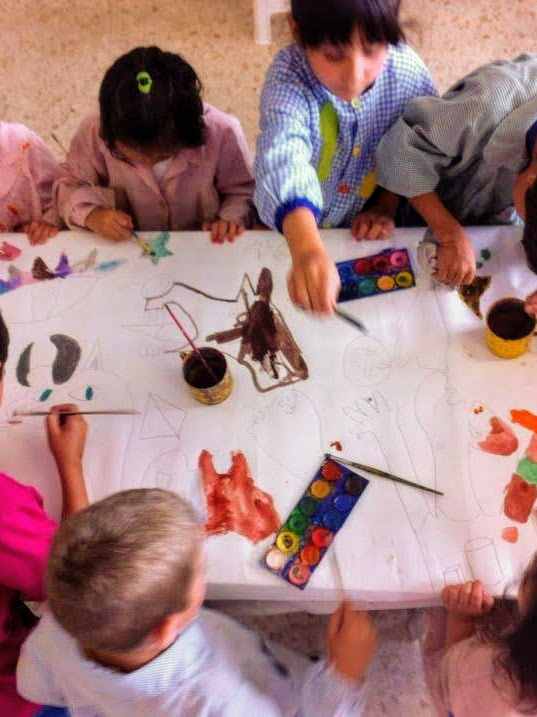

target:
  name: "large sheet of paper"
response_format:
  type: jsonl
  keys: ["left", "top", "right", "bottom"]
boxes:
{"left": 1, "top": 227, "right": 536, "bottom": 607}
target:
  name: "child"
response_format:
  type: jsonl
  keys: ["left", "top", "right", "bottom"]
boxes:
{"left": 254, "top": 0, "right": 436, "bottom": 313}
{"left": 376, "top": 54, "right": 537, "bottom": 287}
{"left": 0, "top": 308, "right": 89, "bottom": 716}
{"left": 55, "top": 46, "right": 255, "bottom": 244}
{"left": 18, "top": 488, "right": 377, "bottom": 715}
{"left": 0, "top": 122, "right": 61, "bottom": 244}
{"left": 423, "top": 567, "right": 537, "bottom": 716}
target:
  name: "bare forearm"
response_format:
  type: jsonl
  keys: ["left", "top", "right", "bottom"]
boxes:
{"left": 282, "top": 207, "right": 324, "bottom": 259}
{"left": 410, "top": 192, "right": 462, "bottom": 242}
{"left": 444, "top": 615, "right": 476, "bottom": 648}
{"left": 57, "top": 461, "right": 89, "bottom": 519}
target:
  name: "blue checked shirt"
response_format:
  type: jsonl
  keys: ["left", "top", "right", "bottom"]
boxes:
{"left": 254, "top": 43, "right": 436, "bottom": 231}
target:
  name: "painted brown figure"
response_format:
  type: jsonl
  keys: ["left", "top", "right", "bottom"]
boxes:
{"left": 207, "top": 268, "right": 308, "bottom": 392}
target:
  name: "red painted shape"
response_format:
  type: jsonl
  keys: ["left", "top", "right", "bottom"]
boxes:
{"left": 478, "top": 417, "right": 518, "bottom": 456}
{"left": 329, "top": 440, "right": 343, "bottom": 452}
{"left": 199, "top": 449, "right": 280, "bottom": 544}
{"left": 504, "top": 473, "right": 537, "bottom": 523}
{"left": 511, "top": 409, "right": 537, "bottom": 433}
{"left": 501, "top": 526, "right": 519, "bottom": 543}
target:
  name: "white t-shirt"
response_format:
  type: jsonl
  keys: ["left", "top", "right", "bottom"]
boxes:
{"left": 17, "top": 607, "right": 368, "bottom": 716}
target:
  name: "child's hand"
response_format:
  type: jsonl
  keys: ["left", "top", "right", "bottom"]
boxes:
{"left": 46, "top": 404, "right": 87, "bottom": 471}
{"left": 525, "top": 290, "right": 537, "bottom": 317}
{"left": 327, "top": 601, "right": 377, "bottom": 683}
{"left": 442, "top": 580, "right": 494, "bottom": 619}
{"left": 203, "top": 219, "right": 245, "bottom": 244}
{"left": 435, "top": 229, "right": 476, "bottom": 286}
{"left": 22, "top": 221, "right": 59, "bottom": 245}
{"left": 351, "top": 210, "right": 395, "bottom": 241}
{"left": 85, "top": 208, "right": 133, "bottom": 241}
{"left": 287, "top": 248, "right": 341, "bottom": 314}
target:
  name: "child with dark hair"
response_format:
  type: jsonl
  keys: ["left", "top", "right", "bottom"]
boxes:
{"left": 0, "top": 123, "right": 61, "bottom": 244}
{"left": 254, "top": 0, "right": 436, "bottom": 313}
{"left": 376, "top": 54, "right": 537, "bottom": 287}
{"left": 0, "top": 311, "right": 89, "bottom": 717}
{"left": 18, "top": 489, "right": 377, "bottom": 716}
{"left": 423, "top": 561, "right": 537, "bottom": 716}
{"left": 55, "top": 46, "right": 254, "bottom": 243}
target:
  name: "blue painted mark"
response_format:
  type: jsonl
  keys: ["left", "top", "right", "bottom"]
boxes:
{"left": 94, "top": 260, "right": 125, "bottom": 272}
{"left": 85, "top": 386, "right": 94, "bottom": 401}
{"left": 39, "top": 389, "right": 53, "bottom": 402}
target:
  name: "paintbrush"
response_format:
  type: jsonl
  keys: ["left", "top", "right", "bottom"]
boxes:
{"left": 330, "top": 545, "right": 345, "bottom": 596}
{"left": 14, "top": 409, "right": 140, "bottom": 417}
{"left": 334, "top": 307, "right": 368, "bottom": 335}
{"left": 164, "top": 303, "right": 220, "bottom": 383}
{"left": 51, "top": 133, "right": 151, "bottom": 256}
{"left": 326, "top": 453, "right": 444, "bottom": 496}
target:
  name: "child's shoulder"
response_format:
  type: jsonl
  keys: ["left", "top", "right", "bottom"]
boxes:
{"left": 0, "top": 121, "right": 44, "bottom": 155}
{"left": 386, "top": 43, "right": 431, "bottom": 77}
{"left": 266, "top": 44, "right": 311, "bottom": 87}
{"left": 446, "top": 54, "right": 537, "bottom": 99}
{"left": 0, "top": 472, "right": 46, "bottom": 513}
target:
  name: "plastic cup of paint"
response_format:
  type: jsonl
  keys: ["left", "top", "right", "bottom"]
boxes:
{"left": 372, "top": 256, "right": 390, "bottom": 272}
{"left": 334, "top": 493, "right": 356, "bottom": 513}
{"left": 276, "top": 531, "right": 300, "bottom": 555}
{"left": 485, "top": 298, "right": 536, "bottom": 359}
{"left": 181, "top": 347, "right": 233, "bottom": 405}
{"left": 344, "top": 475, "right": 366, "bottom": 496}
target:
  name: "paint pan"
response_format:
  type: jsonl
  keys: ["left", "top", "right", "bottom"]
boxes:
{"left": 485, "top": 298, "right": 536, "bottom": 359}
{"left": 181, "top": 347, "right": 233, "bottom": 405}
{"left": 336, "top": 248, "right": 415, "bottom": 302}
{"left": 263, "top": 457, "right": 369, "bottom": 589}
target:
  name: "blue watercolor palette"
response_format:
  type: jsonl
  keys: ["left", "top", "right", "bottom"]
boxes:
{"left": 336, "top": 248, "right": 415, "bottom": 302}
{"left": 263, "top": 458, "right": 369, "bottom": 590}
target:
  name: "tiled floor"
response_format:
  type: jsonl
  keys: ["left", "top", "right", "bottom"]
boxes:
{"left": 4, "top": 1, "right": 537, "bottom": 713}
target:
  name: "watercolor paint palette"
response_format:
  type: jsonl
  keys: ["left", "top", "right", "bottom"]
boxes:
{"left": 263, "top": 458, "right": 369, "bottom": 589}
{"left": 336, "top": 248, "right": 415, "bottom": 302}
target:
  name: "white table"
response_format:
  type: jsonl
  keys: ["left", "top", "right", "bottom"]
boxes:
{"left": 1, "top": 227, "right": 536, "bottom": 610}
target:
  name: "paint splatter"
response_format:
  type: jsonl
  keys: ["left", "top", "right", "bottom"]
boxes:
{"left": 199, "top": 449, "right": 280, "bottom": 544}
{"left": 458, "top": 276, "right": 491, "bottom": 319}
{"left": 330, "top": 440, "right": 343, "bottom": 451}
{"left": 516, "top": 456, "right": 537, "bottom": 485}
{"left": 39, "top": 389, "right": 52, "bottom": 402}
{"left": 0, "top": 242, "right": 21, "bottom": 262}
{"left": 511, "top": 409, "right": 537, "bottom": 433}
{"left": 501, "top": 526, "right": 519, "bottom": 543}
{"left": 504, "top": 473, "right": 537, "bottom": 523}
{"left": 144, "top": 231, "right": 173, "bottom": 265}
{"left": 478, "top": 417, "right": 518, "bottom": 456}
{"left": 95, "top": 260, "right": 124, "bottom": 272}
{"left": 502, "top": 525, "right": 518, "bottom": 543}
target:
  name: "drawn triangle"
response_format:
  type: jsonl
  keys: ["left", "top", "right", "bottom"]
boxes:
{"left": 140, "top": 393, "right": 185, "bottom": 439}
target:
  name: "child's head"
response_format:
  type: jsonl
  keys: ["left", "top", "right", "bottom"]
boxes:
{"left": 0, "top": 311, "right": 9, "bottom": 406}
{"left": 47, "top": 489, "right": 205, "bottom": 657}
{"left": 290, "top": 0, "right": 404, "bottom": 101}
{"left": 99, "top": 46, "right": 205, "bottom": 165}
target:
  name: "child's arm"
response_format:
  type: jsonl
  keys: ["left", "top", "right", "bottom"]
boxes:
{"left": 300, "top": 601, "right": 376, "bottom": 715}
{"left": 53, "top": 116, "right": 126, "bottom": 238}
{"left": 46, "top": 404, "right": 89, "bottom": 518}
{"left": 411, "top": 192, "right": 476, "bottom": 286}
{"left": 283, "top": 207, "right": 341, "bottom": 313}
{"left": 441, "top": 580, "right": 494, "bottom": 648}
{"left": 22, "top": 133, "right": 61, "bottom": 244}
{"left": 209, "top": 113, "right": 255, "bottom": 243}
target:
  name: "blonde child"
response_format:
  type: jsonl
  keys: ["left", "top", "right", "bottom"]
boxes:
{"left": 18, "top": 488, "right": 377, "bottom": 716}
{"left": 55, "top": 46, "right": 255, "bottom": 244}
{"left": 254, "top": 0, "right": 436, "bottom": 313}
{"left": 0, "top": 310, "right": 88, "bottom": 717}
{"left": 423, "top": 566, "right": 537, "bottom": 716}
{"left": 0, "top": 122, "right": 60, "bottom": 244}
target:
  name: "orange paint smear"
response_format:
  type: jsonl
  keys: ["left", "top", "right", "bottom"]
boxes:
{"left": 199, "top": 449, "right": 280, "bottom": 544}
{"left": 511, "top": 409, "right": 537, "bottom": 434}
{"left": 504, "top": 473, "right": 537, "bottom": 523}
{"left": 478, "top": 417, "right": 518, "bottom": 456}
{"left": 501, "top": 526, "right": 519, "bottom": 543}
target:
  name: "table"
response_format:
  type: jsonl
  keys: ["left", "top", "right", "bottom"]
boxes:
{"left": 1, "top": 227, "right": 536, "bottom": 610}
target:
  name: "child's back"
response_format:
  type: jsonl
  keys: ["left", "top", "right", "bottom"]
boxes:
{"left": 18, "top": 489, "right": 376, "bottom": 716}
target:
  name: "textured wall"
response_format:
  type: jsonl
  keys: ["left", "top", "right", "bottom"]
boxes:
{"left": 2, "top": 0, "right": 537, "bottom": 156}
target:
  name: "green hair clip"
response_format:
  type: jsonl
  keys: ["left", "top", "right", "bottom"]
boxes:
{"left": 136, "top": 71, "right": 152, "bottom": 94}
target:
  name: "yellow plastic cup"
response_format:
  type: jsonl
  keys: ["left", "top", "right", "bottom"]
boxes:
{"left": 485, "top": 298, "right": 536, "bottom": 359}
